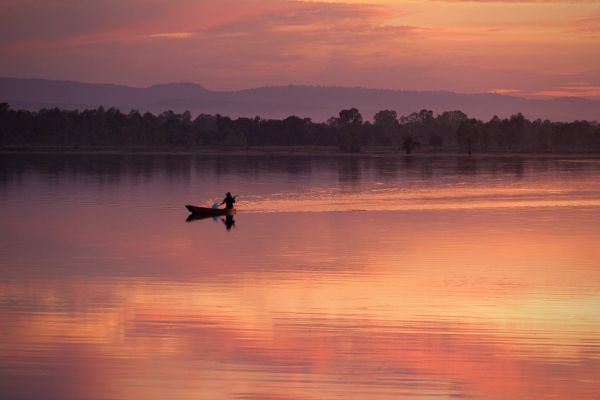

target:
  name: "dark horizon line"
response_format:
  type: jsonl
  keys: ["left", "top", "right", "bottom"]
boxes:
{"left": 3, "top": 76, "right": 599, "bottom": 103}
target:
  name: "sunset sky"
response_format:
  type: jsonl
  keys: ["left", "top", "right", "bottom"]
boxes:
{"left": 1, "top": 0, "right": 599, "bottom": 98}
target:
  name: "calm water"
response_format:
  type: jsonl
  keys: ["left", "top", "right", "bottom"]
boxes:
{"left": 1, "top": 153, "right": 600, "bottom": 399}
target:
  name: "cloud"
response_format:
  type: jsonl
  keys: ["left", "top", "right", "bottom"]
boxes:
{"left": 533, "top": 85, "right": 600, "bottom": 97}
{"left": 0, "top": 0, "right": 599, "bottom": 98}
{"left": 148, "top": 32, "right": 193, "bottom": 39}
{"left": 489, "top": 88, "right": 522, "bottom": 94}
{"left": 0, "top": 0, "right": 167, "bottom": 42}
{"left": 431, "top": 0, "right": 600, "bottom": 2}
{"left": 205, "top": 1, "right": 391, "bottom": 34}
{"left": 0, "top": 0, "right": 274, "bottom": 44}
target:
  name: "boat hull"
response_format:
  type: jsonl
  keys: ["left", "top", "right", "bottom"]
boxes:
{"left": 185, "top": 205, "right": 236, "bottom": 216}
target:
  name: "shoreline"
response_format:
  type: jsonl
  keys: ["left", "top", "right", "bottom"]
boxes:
{"left": 1, "top": 145, "right": 599, "bottom": 158}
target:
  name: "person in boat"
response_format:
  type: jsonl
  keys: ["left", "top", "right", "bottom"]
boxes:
{"left": 220, "top": 192, "right": 236, "bottom": 209}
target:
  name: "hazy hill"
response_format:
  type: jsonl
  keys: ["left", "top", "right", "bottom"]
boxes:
{"left": 1, "top": 77, "right": 599, "bottom": 122}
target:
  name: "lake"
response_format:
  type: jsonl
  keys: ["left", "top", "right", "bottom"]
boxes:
{"left": 1, "top": 153, "right": 599, "bottom": 399}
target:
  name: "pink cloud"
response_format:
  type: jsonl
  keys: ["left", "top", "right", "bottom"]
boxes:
{"left": 0, "top": 0, "right": 598, "bottom": 98}
{"left": 489, "top": 88, "right": 522, "bottom": 95}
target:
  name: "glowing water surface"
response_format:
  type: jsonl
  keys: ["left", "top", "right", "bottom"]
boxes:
{"left": 1, "top": 154, "right": 599, "bottom": 399}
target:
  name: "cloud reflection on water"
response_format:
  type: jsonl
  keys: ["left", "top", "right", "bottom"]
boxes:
{"left": 0, "top": 155, "right": 599, "bottom": 399}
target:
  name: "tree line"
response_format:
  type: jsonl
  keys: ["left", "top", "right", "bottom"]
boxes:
{"left": 1, "top": 103, "right": 599, "bottom": 153}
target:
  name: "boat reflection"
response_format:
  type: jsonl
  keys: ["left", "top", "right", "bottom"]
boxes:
{"left": 186, "top": 213, "right": 236, "bottom": 231}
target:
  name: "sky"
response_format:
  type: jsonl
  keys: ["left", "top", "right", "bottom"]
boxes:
{"left": 0, "top": 0, "right": 599, "bottom": 98}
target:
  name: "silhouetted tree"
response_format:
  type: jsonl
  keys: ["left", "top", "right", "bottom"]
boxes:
{"left": 373, "top": 109, "right": 399, "bottom": 146}
{"left": 0, "top": 103, "right": 9, "bottom": 147}
{"left": 435, "top": 110, "right": 468, "bottom": 147}
{"left": 456, "top": 119, "right": 479, "bottom": 154}
{"left": 402, "top": 135, "right": 419, "bottom": 154}
{"left": 0, "top": 105, "right": 598, "bottom": 153}
{"left": 504, "top": 113, "right": 526, "bottom": 151}
{"left": 335, "top": 108, "right": 363, "bottom": 153}
{"left": 217, "top": 115, "right": 246, "bottom": 146}
{"left": 429, "top": 134, "right": 443, "bottom": 148}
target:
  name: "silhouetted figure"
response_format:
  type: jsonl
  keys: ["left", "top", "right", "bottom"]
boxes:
{"left": 222, "top": 215, "right": 235, "bottom": 231}
{"left": 220, "top": 192, "right": 236, "bottom": 209}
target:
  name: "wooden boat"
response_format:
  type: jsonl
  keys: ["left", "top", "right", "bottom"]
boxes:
{"left": 185, "top": 205, "right": 236, "bottom": 216}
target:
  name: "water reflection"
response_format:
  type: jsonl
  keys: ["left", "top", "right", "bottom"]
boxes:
{"left": 1, "top": 154, "right": 597, "bottom": 197}
{"left": 222, "top": 214, "right": 235, "bottom": 231}
{"left": 456, "top": 156, "right": 479, "bottom": 175}
{"left": 186, "top": 213, "right": 236, "bottom": 231}
{"left": 1, "top": 154, "right": 600, "bottom": 399}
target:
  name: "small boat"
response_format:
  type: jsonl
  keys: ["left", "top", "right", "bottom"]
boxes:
{"left": 185, "top": 205, "right": 236, "bottom": 216}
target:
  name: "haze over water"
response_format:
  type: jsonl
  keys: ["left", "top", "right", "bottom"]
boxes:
{"left": 1, "top": 154, "right": 600, "bottom": 399}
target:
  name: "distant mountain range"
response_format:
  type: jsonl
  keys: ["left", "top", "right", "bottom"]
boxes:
{"left": 1, "top": 77, "right": 599, "bottom": 122}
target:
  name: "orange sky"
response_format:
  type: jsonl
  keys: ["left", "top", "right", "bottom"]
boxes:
{"left": 0, "top": 0, "right": 599, "bottom": 97}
